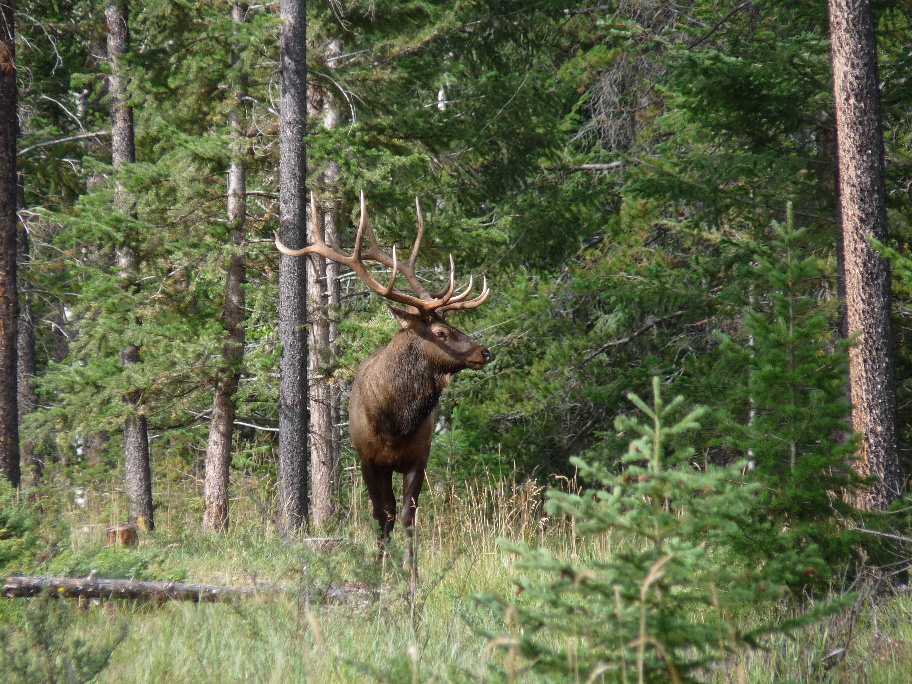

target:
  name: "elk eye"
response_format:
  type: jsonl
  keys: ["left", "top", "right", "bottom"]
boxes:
{"left": 435, "top": 330, "right": 447, "bottom": 339}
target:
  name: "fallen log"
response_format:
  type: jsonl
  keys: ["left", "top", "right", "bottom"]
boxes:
{"left": 2, "top": 576, "right": 373, "bottom": 604}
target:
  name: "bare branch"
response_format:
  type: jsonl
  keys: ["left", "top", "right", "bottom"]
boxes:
{"left": 18, "top": 131, "right": 110, "bottom": 157}
{"left": 581, "top": 311, "right": 685, "bottom": 367}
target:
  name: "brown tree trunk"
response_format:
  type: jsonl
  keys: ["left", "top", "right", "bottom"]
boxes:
{"left": 121, "top": 344, "right": 153, "bottom": 529}
{"left": 829, "top": 0, "right": 902, "bottom": 510}
{"left": 277, "top": 0, "right": 309, "bottom": 531}
{"left": 307, "top": 202, "right": 334, "bottom": 528}
{"left": 309, "top": 38, "right": 343, "bottom": 529}
{"left": 202, "top": 2, "right": 248, "bottom": 532}
{"left": 17, "top": 224, "right": 39, "bottom": 482}
{"left": 108, "top": 0, "right": 153, "bottom": 529}
{"left": 0, "top": 0, "right": 20, "bottom": 489}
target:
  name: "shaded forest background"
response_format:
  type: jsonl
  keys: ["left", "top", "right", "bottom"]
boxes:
{"left": 8, "top": 0, "right": 912, "bottom": 543}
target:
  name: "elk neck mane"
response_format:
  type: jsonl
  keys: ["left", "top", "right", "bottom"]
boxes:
{"left": 363, "top": 328, "right": 452, "bottom": 438}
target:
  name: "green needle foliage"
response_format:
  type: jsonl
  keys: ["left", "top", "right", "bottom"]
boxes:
{"left": 713, "top": 209, "right": 862, "bottom": 566}
{"left": 478, "top": 378, "right": 835, "bottom": 683}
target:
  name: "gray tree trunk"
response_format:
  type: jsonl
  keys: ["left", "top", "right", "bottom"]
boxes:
{"left": 0, "top": 0, "right": 19, "bottom": 489}
{"left": 202, "top": 2, "right": 248, "bottom": 532}
{"left": 829, "top": 0, "right": 902, "bottom": 510}
{"left": 107, "top": 0, "right": 153, "bottom": 529}
{"left": 277, "top": 0, "right": 309, "bottom": 531}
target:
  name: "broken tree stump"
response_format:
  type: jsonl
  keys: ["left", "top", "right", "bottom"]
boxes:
{"left": 106, "top": 524, "right": 138, "bottom": 547}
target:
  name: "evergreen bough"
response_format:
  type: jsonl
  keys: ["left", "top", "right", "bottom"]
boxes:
{"left": 479, "top": 378, "right": 835, "bottom": 683}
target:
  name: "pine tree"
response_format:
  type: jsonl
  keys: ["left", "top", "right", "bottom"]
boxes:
{"left": 829, "top": 0, "right": 901, "bottom": 510}
{"left": 107, "top": 0, "right": 153, "bottom": 531}
{"left": 714, "top": 209, "right": 861, "bottom": 563}
{"left": 201, "top": 1, "right": 249, "bottom": 532}
{"left": 479, "top": 379, "right": 834, "bottom": 682}
{"left": 0, "top": 0, "right": 19, "bottom": 489}
{"left": 277, "top": 0, "right": 309, "bottom": 531}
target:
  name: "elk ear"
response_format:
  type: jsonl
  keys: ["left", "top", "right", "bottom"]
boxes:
{"left": 388, "top": 305, "right": 424, "bottom": 330}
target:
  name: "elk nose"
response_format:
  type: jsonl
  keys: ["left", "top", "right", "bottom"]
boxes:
{"left": 482, "top": 349, "right": 493, "bottom": 362}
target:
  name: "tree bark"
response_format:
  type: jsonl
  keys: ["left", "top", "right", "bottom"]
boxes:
{"left": 2, "top": 575, "right": 372, "bottom": 603}
{"left": 202, "top": 2, "right": 249, "bottom": 532}
{"left": 307, "top": 202, "right": 334, "bottom": 528}
{"left": 17, "top": 223, "right": 39, "bottom": 482}
{"left": 829, "top": 0, "right": 902, "bottom": 510}
{"left": 108, "top": 0, "right": 153, "bottom": 529}
{"left": 277, "top": 0, "right": 309, "bottom": 531}
{"left": 308, "top": 38, "right": 342, "bottom": 530}
{"left": 0, "top": 0, "right": 20, "bottom": 489}
{"left": 3, "top": 576, "right": 286, "bottom": 603}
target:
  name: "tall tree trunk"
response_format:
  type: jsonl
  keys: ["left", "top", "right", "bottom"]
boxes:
{"left": 309, "top": 38, "right": 343, "bottom": 529}
{"left": 17, "top": 223, "right": 39, "bottom": 482}
{"left": 107, "top": 0, "right": 153, "bottom": 529}
{"left": 202, "top": 2, "right": 248, "bottom": 532}
{"left": 307, "top": 202, "right": 333, "bottom": 528}
{"left": 277, "top": 0, "right": 309, "bottom": 531}
{"left": 0, "top": 0, "right": 20, "bottom": 489}
{"left": 829, "top": 0, "right": 902, "bottom": 510}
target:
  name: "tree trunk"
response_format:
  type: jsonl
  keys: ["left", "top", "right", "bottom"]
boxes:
{"left": 108, "top": 0, "right": 153, "bottom": 529}
{"left": 277, "top": 0, "right": 309, "bottom": 531}
{"left": 202, "top": 2, "right": 248, "bottom": 532}
{"left": 0, "top": 0, "right": 20, "bottom": 489}
{"left": 829, "top": 0, "right": 902, "bottom": 510}
{"left": 307, "top": 202, "right": 333, "bottom": 528}
{"left": 2, "top": 575, "right": 371, "bottom": 603}
{"left": 3, "top": 575, "right": 287, "bottom": 603}
{"left": 309, "top": 38, "right": 343, "bottom": 529}
{"left": 17, "top": 224, "right": 39, "bottom": 482}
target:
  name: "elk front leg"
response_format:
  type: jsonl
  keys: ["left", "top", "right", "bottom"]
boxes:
{"left": 401, "top": 467, "right": 426, "bottom": 577}
{"left": 361, "top": 462, "right": 396, "bottom": 555}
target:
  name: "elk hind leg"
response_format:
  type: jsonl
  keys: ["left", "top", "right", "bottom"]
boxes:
{"left": 401, "top": 468, "right": 426, "bottom": 580}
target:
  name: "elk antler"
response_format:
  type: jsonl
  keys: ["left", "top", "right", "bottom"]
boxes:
{"left": 275, "top": 192, "right": 490, "bottom": 316}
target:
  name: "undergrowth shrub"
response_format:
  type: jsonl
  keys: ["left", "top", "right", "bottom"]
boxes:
{"left": 478, "top": 378, "right": 842, "bottom": 682}
{"left": 0, "top": 482, "right": 51, "bottom": 575}
{"left": 0, "top": 593, "right": 127, "bottom": 684}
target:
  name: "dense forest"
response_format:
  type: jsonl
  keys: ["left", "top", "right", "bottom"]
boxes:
{"left": 2, "top": 0, "right": 912, "bottom": 681}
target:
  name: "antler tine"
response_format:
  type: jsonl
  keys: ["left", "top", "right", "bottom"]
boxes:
{"left": 439, "top": 275, "right": 490, "bottom": 313}
{"left": 352, "top": 190, "right": 368, "bottom": 258}
{"left": 385, "top": 244, "right": 400, "bottom": 296}
{"left": 310, "top": 191, "right": 326, "bottom": 247}
{"left": 408, "top": 196, "right": 425, "bottom": 271}
{"left": 428, "top": 253, "right": 457, "bottom": 300}
{"left": 446, "top": 275, "right": 475, "bottom": 305}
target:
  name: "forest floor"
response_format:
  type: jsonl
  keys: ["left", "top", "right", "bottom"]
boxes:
{"left": 2, "top": 468, "right": 912, "bottom": 683}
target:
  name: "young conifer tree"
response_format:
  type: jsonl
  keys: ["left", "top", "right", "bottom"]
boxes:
{"left": 479, "top": 378, "right": 832, "bottom": 682}
{"left": 715, "top": 209, "right": 861, "bottom": 564}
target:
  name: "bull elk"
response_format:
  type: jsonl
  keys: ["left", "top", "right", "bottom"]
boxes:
{"left": 275, "top": 192, "right": 491, "bottom": 575}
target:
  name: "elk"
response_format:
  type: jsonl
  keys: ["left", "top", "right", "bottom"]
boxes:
{"left": 275, "top": 192, "right": 491, "bottom": 574}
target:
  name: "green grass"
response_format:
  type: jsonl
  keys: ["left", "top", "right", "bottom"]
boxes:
{"left": 2, "top": 467, "right": 911, "bottom": 683}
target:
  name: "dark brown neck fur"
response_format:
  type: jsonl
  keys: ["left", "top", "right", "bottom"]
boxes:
{"left": 375, "top": 331, "right": 450, "bottom": 438}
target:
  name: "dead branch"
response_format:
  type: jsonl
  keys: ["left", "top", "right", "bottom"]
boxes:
{"left": 2, "top": 575, "right": 371, "bottom": 604}
{"left": 580, "top": 310, "right": 685, "bottom": 367}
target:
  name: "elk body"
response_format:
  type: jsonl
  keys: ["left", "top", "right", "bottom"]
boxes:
{"left": 275, "top": 193, "right": 491, "bottom": 572}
